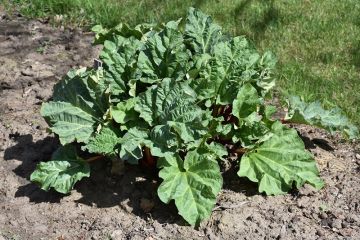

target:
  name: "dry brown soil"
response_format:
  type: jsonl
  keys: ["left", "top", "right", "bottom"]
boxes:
{"left": 0, "top": 10, "right": 359, "bottom": 240}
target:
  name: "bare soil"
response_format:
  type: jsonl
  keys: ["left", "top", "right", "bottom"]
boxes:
{"left": 0, "top": 10, "right": 359, "bottom": 240}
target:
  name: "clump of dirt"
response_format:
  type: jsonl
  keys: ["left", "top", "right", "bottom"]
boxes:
{"left": 1, "top": 10, "right": 359, "bottom": 240}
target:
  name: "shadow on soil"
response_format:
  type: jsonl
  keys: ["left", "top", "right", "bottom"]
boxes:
{"left": 3, "top": 134, "right": 181, "bottom": 224}
{"left": 4, "top": 134, "right": 62, "bottom": 203}
{"left": 3, "top": 132, "right": 264, "bottom": 225}
{"left": 4, "top": 134, "right": 59, "bottom": 178}
{"left": 299, "top": 133, "right": 335, "bottom": 152}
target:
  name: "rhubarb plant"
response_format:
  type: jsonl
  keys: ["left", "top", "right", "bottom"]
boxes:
{"left": 31, "top": 8, "right": 359, "bottom": 226}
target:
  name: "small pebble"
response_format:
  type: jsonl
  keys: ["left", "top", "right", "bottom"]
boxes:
{"left": 72, "top": 54, "right": 81, "bottom": 61}
{"left": 316, "top": 229, "right": 324, "bottom": 237}
{"left": 330, "top": 219, "right": 342, "bottom": 229}
{"left": 110, "top": 229, "right": 123, "bottom": 240}
{"left": 320, "top": 219, "right": 330, "bottom": 227}
{"left": 342, "top": 221, "right": 349, "bottom": 228}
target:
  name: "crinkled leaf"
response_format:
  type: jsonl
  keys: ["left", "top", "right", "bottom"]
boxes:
{"left": 189, "top": 37, "right": 260, "bottom": 104}
{"left": 135, "top": 78, "right": 197, "bottom": 126}
{"left": 53, "top": 68, "right": 108, "bottom": 114}
{"left": 187, "top": 53, "right": 212, "bottom": 79}
{"left": 158, "top": 150, "right": 222, "bottom": 226}
{"left": 238, "top": 121, "right": 324, "bottom": 195}
{"left": 135, "top": 78, "right": 211, "bottom": 148}
{"left": 30, "top": 145, "right": 90, "bottom": 194}
{"left": 41, "top": 102, "right": 98, "bottom": 145}
{"left": 215, "top": 38, "right": 262, "bottom": 104}
{"left": 167, "top": 108, "right": 211, "bottom": 144}
{"left": 285, "top": 96, "right": 359, "bottom": 139}
{"left": 100, "top": 37, "right": 142, "bottom": 98}
{"left": 214, "top": 122, "right": 232, "bottom": 136}
{"left": 83, "top": 126, "right": 120, "bottom": 156}
{"left": 41, "top": 68, "right": 107, "bottom": 144}
{"left": 137, "top": 21, "right": 190, "bottom": 83}
{"left": 185, "top": 7, "right": 222, "bottom": 54}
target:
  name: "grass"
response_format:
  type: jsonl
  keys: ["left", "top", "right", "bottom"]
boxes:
{"left": 3, "top": 0, "right": 360, "bottom": 126}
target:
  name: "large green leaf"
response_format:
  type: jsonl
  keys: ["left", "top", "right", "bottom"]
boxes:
{"left": 100, "top": 37, "right": 142, "bottom": 98}
{"left": 135, "top": 78, "right": 211, "bottom": 153}
{"left": 41, "top": 68, "right": 107, "bottom": 145}
{"left": 158, "top": 149, "right": 222, "bottom": 226}
{"left": 238, "top": 121, "right": 324, "bottom": 195}
{"left": 285, "top": 96, "right": 359, "bottom": 139}
{"left": 215, "top": 38, "right": 262, "bottom": 104}
{"left": 137, "top": 21, "right": 190, "bottom": 83}
{"left": 53, "top": 68, "right": 108, "bottom": 115}
{"left": 185, "top": 7, "right": 222, "bottom": 54}
{"left": 41, "top": 102, "right": 97, "bottom": 145}
{"left": 135, "top": 78, "right": 197, "bottom": 126}
{"left": 189, "top": 37, "right": 261, "bottom": 104}
{"left": 31, "top": 145, "right": 90, "bottom": 194}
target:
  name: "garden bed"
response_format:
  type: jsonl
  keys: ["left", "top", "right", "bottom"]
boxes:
{"left": 0, "top": 10, "right": 359, "bottom": 240}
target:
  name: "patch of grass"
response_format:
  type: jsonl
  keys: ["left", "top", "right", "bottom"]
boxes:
{"left": 3, "top": 0, "right": 360, "bottom": 125}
